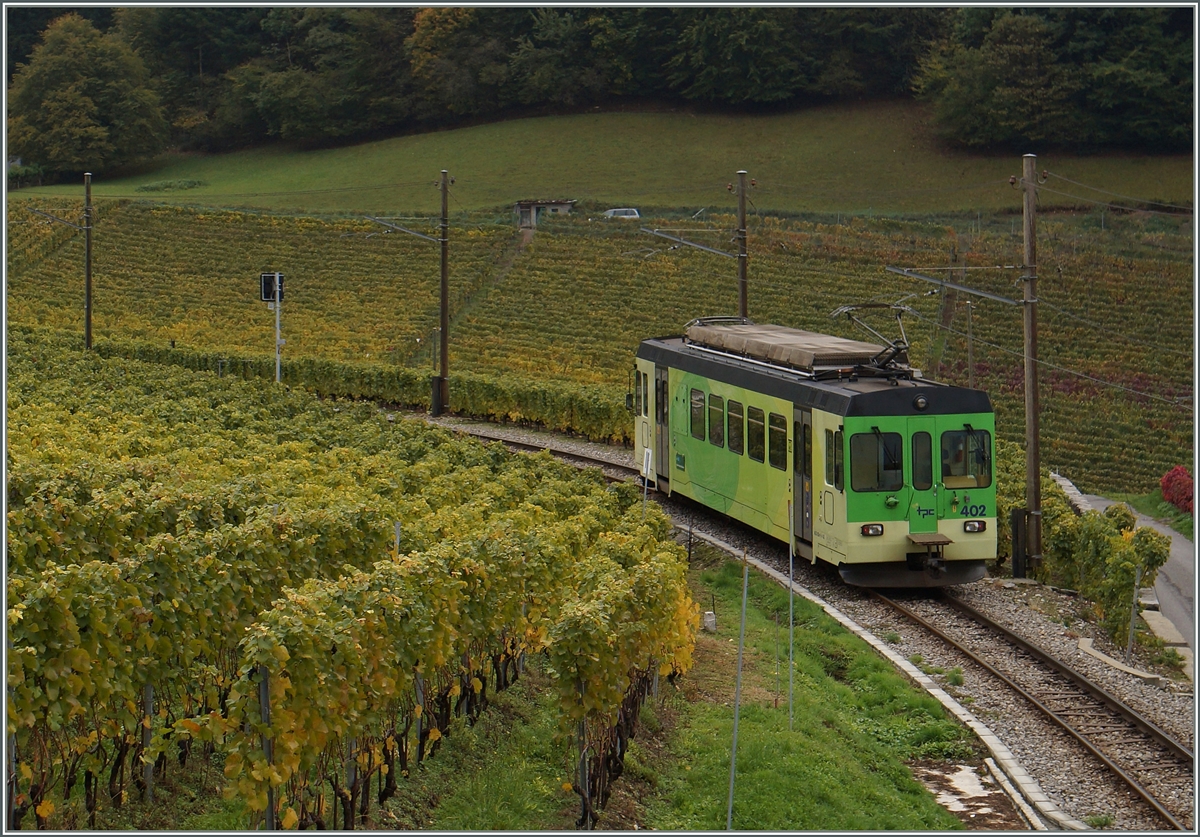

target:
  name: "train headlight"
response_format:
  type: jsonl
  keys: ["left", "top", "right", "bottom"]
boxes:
{"left": 963, "top": 520, "right": 987, "bottom": 533}
{"left": 913, "top": 395, "right": 929, "bottom": 411}
{"left": 860, "top": 524, "right": 884, "bottom": 537}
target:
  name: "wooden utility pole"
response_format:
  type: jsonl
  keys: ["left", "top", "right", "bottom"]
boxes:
{"left": 84, "top": 172, "right": 93, "bottom": 349}
{"left": 736, "top": 170, "right": 748, "bottom": 318}
{"left": 434, "top": 169, "right": 450, "bottom": 415}
{"left": 1021, "top": 154, "right": 1042, "bottom": 572}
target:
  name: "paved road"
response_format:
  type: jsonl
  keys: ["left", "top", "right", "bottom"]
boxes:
{"left": 1084, "top": 495, "right": 1194, "bottom": 650}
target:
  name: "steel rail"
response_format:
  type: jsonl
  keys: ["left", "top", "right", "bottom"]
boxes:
{"left": 457, "top": 429, "right": 639, "bottom": 483}
{"left": 937, "top": 592, "right": 1193, "bottom": 764}
{"left": 872, "top": 590, "right": 1189, "bottom": 831}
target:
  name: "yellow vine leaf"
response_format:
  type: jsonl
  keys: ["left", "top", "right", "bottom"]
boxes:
{"left": 281, "top": 807, "right": 299, "bottom": 829}
{"left": 35, "top": 799, "right": 54, "bottom": 819}
{"left": 426, "top": 727, "right": 441, "bottom": 742}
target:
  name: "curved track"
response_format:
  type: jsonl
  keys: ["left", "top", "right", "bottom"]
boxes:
{"left": 873, "top": 590, "right": 1194, "bottom": 831}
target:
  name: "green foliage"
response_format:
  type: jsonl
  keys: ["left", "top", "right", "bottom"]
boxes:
{"left": 7, "top": 162, "right": 45, "bottom": 189}
{"left": 994, "top": 443, "right": 1176, "bottom": 645}
{"left": 7, "top": 14, "right": 169, "bottom": 173}
{"left": 134, "top": 180, "right": 206, "bottom": 192}
{"left": 1035, "top": 505, "right": 1171, "bottom": 645}
{"left": 915, "top": 8, "right": 1192, "bottom": 151}
{"left": 6, "top": 330, "right": 697, "bottom": 828}
{"left": 665, "top": 9, "right": 809, "bottom": 104}
{"left": 9, "top": 8, "right": 1188, "bottom": 153}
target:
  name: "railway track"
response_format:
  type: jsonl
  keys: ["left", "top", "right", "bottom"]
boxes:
{"left": 458, "top": 428, "right": 641, "bottom": 483}
{"left": 873, "top": 589, "right": 1194, "bottom": 831}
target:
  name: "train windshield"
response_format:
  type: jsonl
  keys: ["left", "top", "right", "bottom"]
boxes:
{"left": 850, "top": 430, "right": 904, "bottom": 492}
{"left": 941, "top": 428, "right": 992, "bottom": 488}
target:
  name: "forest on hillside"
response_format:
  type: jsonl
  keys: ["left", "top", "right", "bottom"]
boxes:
{"left": 6, "top": 6, "right": 1194, "bottom": 179}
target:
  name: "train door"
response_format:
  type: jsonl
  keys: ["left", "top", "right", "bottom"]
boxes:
{"left": 793, "top": 408, "right": 813, "bottom": 547}
{"left": 907, "top": 416, "right": 938, "bottom": 534}
{"left": 654, "top": 365, "right": 670, "bottom": 489}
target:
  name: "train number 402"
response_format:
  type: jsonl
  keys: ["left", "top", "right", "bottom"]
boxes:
{"left": 960, "top": 504, "right": 988, "bottom": 517}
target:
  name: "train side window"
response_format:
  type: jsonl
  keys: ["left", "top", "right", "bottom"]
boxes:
{"left": 850, "top": 431, "right": 903, "bottom": 491}
{"left": 690, "top": 389, "right": 706, "bottom": 440}
{"left": 825, "top": 430, "right": 833, "bottom": 485}
{"left": 708, "top": 394, "right": 725, "bottom": 447}
{"left": 941, "top": 429, "right": 992, "bottom": 488}
{"left": 794, "top": 422, "right": 802, "bottom": 473}
{"left": 635, "top": 372, "right": 643, "bottom": 416}
{"left": 728, "top": 401, "right": 744, "bottom": 455}
{"left": 825, "top": 429, "right": 844, "bottom": 490}
{"left": 768, "top": 413, "right": 787, "bottom": 470}
{"left": 913, "top": 431, "right": 932, "bottom": 490}
{"left": 836, "top": 431, "right": 844, "bottom": 491}
{"left": 642, "top": 373, "right": 649, "bottom": 417}
{"left": 804, "top": 423, "right": 812, "bottom": 478}
{"left": 747, "top": 407, "right": 765, "bottom": 462}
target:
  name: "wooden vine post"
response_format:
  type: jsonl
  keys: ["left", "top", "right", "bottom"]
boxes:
{"left": 578, "top": 677, "right": 591, "bottom": 830}
{"left": 259, "top": 665, "right": 275, "bottom": 830}
{"left": 142, "top": 684, "right": 154, "bottom": 802}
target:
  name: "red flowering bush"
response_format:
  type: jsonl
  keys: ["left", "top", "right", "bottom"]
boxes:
{"left": 1160, "top": 466, "right": 1194, "bottom": 515}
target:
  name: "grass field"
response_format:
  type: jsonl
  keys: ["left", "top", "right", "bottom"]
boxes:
{"left": 12, "top": 100, "right": 1193, "bottom": 215}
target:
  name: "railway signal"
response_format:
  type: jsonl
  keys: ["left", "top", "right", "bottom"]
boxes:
{"left": 260, "top": 272, "right": 284, "bottom": 383}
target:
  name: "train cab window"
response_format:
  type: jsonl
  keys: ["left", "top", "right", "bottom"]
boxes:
{"left": 747, "top": 407, "right": 765, "bottom": 463}
{"left": 941, "top": 429, "right": 992, "bottom": 488}
{"left": 850, "top": 430, "right": 904, "bottom": 492}
{"left": 825, "top": 429, "right": 844, "bottom": 491}
{"left": 708, "top": 395, "right": 725, "bottom": 447}
{"left": 913, "top": 431, "right": 933, "bottom": 491}
{"left": 768, "top": 413, "right": 787, "bottom": 470}
{"left": 690, "top": 389, "right": 706, "bottom": 440}
{"left": 728, "top": 401, "right": 744, "bottom": 455}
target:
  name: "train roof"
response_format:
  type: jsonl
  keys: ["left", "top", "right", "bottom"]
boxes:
{"left": 684, "top": 320, "right": 907, "bottom": 370}
{"left": 637, "top": 319, "right": 992, "bottom": 418}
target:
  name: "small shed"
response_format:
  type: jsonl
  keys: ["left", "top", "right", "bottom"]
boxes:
{"left": 515, "top": 199, "right": 576, "bottom": 228}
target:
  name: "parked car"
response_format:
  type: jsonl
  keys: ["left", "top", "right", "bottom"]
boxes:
{"left": 604, "top": 208, "right": 640, "bottom": 219}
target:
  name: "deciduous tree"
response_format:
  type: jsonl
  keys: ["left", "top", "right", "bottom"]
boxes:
{"left": 8, "top": 13, "right": 168, "bottom": 174}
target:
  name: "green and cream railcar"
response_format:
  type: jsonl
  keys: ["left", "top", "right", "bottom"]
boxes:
{"left": 633, "top": 318, "right": 995, "bottom": 587}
